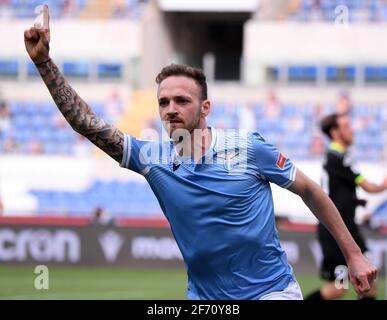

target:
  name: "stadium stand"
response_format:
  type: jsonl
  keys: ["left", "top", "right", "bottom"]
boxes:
{"left": 0, "top": 59, "right": 128, "bottom": 81}
{"left": 0, "top": 0, "right": 147, "bottom": 19}
{"left": 2, "top": 101, "right": 109, "bottom": 154}
{"left": 1, "top": 97, "right": 386, "bottom": 161}
{"left": 265, "top": 64, "right": 387, "bottom": 84}
{"left": 2, "top": 91, "right": 383, "bottom": 219}
{"left": 29, "top": 179, "right": 161, "bottom": 217}
{"left": 6, "top": 59, "right": 387, "bottom": 86}
{"left": 289, "top": 0, "right": 387, "bottom": 22}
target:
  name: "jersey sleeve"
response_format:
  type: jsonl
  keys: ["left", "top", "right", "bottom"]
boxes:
{"left": 119, "top": 134, "right": 160, "bottom": 174}
{"left": 250, "top": 132, "right": 296, "bottom": 188}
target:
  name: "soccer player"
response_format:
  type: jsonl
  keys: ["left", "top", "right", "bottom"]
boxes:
{"left": 24, "top": 5, "right": 377, "bottom": 299}
{"left": 306, "top": 113, "right": 387, "bottom": 300}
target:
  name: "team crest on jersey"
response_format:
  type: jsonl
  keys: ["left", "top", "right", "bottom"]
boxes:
{"left": 224, "top": 158, "right": 235, "bottom": 171}
{"left": 217, "top": 150, "right": 239, "bottom": 160}
{"left": 218, "top": 150, "right": 240, "bottom": 171}
{"left": 276, "top": 153, "right": 287, "bottom": 170}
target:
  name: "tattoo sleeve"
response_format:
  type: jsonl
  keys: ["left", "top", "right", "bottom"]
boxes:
{"left": 36, "top": 59, "right": 124, "bottom": 163}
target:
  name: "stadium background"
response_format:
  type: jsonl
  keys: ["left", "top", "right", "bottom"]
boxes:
{"left": 0, "top": 0, "right": 386, "bottom": 299}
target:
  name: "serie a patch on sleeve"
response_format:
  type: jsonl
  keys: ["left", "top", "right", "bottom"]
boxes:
{"left": 276, "top": 152, "right": 287, "bottom": 169}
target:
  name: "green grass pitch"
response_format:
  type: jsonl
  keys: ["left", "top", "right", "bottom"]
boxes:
{"left": 0, "top": 265, "right": 385, "bottom": 300}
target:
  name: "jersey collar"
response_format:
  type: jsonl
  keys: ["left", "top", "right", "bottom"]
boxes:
{"left": 330, "top": 142, "right": 345, "bottom": 154}
{"left": 171, "top": 126, "right": 218, "bottom": 164}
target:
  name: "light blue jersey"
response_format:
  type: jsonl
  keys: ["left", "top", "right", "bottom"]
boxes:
{"left": 120, "top": 127, "right": 297, "bottom": 300}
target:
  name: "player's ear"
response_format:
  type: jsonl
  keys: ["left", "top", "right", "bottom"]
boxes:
{"left": 201, "top": 100, "right": 211, "bottom": 117}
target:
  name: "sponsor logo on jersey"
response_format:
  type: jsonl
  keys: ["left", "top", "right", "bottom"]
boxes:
{"left": 276, "top": 153, "right": 287, "bottom": 169}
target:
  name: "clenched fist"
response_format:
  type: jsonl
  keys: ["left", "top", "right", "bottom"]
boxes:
{"left": 24, "top": 4, "right": 50, "bottom": 65}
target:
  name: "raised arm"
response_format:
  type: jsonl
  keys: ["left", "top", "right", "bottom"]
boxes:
{"left": 288, "top": 169, "right": 378, "bottom": 298}
{"left": 359, "top": 177, "right": 387, "bottom": 193}
{"left": 24, "top": 5, "right": 124, "bottom": 163}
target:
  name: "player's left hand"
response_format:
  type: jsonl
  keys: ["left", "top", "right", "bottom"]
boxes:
{"left": 347, "top": 253, "right": 377, "bottom": 298}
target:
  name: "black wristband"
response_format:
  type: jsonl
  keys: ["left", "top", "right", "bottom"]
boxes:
{"left": 34, "top": 58, "right": 51, "bottom": 66}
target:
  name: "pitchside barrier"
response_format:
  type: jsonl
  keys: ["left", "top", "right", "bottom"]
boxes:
{"left": 0, "top": 217, "right": 386, "bottom": 275}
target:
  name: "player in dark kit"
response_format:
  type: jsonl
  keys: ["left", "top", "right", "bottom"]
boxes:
{"left": 307, "top": 113, "right": 387, "bottom": 300}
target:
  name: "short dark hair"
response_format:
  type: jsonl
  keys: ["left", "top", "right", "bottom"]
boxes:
{"left": 320, "top": 113, "right": 341, "bottom": 139}
{"left": 155, "top": 64, "right": 208, "bottom": 101}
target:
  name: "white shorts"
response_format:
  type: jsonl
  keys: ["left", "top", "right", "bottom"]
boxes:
{"left": 259, "top": 280, "right": 304, "bottom": 300}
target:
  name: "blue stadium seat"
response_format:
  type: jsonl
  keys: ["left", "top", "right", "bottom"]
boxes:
{"left": 288, "top": 65, "right": 317, "bottom": 82}
{"left": 63, "top": 61, "right": 90, "bottom": 78}
{"left": 29, "top": 115, "right": 47, "bottom": 129}
{"left": 40, "top": 103, "right": 57, "bottom": 117}
{"left": 97, "top": 62, "right": 122, "bottom": 79}
{"left": 364, "top": 65, "right": 387, "bottom": 82}
{"left": 14, "top": 128, "right": 31, "bottom": 143}
{"left": 36, "top": 128, "right": 52, "bottom": 142}
{"left": 12, "top": 114, "right": 29, "bottom": 129}
{"left": 0, "top": 60, "right": 18, "bottom": 77}
{"left": 52, "top": 129, "right": 74, "bottom": 143}
{"left": 27, "top": 62, "right": 40, "bottom": 77}
{"left": 326, "top": 65, "right": 355, "bottom": 82}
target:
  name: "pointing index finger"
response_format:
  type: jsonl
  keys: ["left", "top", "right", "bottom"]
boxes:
{"left": 43, "top": 4, "right": 50, "bottom": 29}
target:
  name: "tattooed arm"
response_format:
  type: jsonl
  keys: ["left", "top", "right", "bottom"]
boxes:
{"left": 24, "top": 5, "right": 124, "bottom": 163}
{"left": 36, "top": 59, "right": 124, "bottom": 162}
